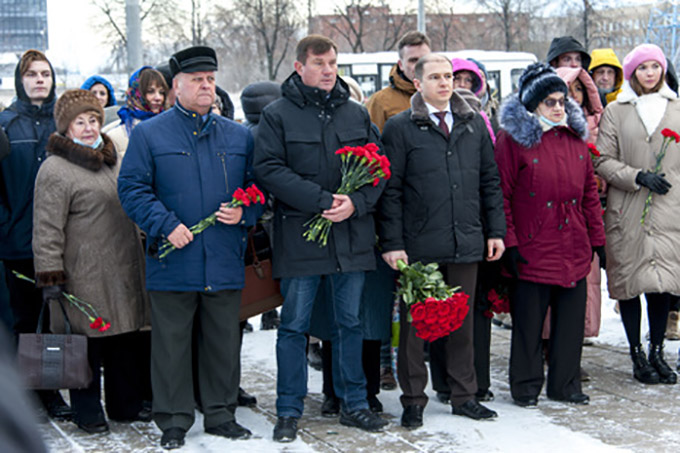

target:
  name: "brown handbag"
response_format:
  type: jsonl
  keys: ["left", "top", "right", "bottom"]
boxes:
{"left": 239, "top": 226, "right": 283, "bottom": 320}
{"left": 17, "top": 298, "right": 92, "bottom": 390}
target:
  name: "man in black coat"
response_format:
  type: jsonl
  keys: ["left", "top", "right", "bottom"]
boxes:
{"left": 254, "top": 35, "right": 387, "bottom": 442}
{"left": 379, "top": 54, "right": 506, "bottom": 428}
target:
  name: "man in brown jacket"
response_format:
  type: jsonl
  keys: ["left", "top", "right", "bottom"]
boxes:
{"left": 365, "top": 31, "right": 431, "bottom": 132}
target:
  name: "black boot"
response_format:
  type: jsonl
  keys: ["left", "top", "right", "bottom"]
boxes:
{"left": 630, "top": 345, "right": 660, "bottom": 384}
{"left": 648, "top": 344, "right": 677, "bottom": 384}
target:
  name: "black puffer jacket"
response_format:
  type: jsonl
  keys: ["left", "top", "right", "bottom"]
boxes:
{"left": 379, "top": 91, "right": 505, "bottom": 264}
{"left": 254, "top": 72, "right": 385, "bottom": 279}
{"left": 546, "top": 36, "right": 591, "bottom": 69}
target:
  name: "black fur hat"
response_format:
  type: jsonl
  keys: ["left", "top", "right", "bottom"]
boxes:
{"left": 518, "top": 63, "right": 568, "bottom": 112}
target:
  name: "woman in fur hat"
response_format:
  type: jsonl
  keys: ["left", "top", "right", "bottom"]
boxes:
{"left": 32, "top": 89, "right": 150, "bottom": 433}
{"left": 595, "top": 44, "right": 680, "bottom": 385}
{"left": 495, "top": 63, "right": 605, "bottom": 407}
{"left": 103, "top": 66, "right": 168, "bottom": 156}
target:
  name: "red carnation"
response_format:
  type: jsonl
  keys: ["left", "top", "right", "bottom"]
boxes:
{"left": 99, "top": 322, "right": 111, "bottom": 332}
{"left": 233, "top": 188, "right": 251, "bottom": 206}
{"left": 587, "top": 143, "right": 601, "bottom": 157}
{"left": 662, "top": 128, "right": 680, "bottom": 143}
{"left": 90, "top": 317, "right": 103, "bottom": 329}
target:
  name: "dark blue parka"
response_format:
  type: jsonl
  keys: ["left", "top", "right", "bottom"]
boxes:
{"left": 0, "top": 59, "right": 57, "bottom": 260}
{"left": 117, "top": 102, "right": 263, "bottom": 292}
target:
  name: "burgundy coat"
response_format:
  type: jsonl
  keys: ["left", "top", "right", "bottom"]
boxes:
{"left": 496, "top": 95, "right": 605, "bottom": 288}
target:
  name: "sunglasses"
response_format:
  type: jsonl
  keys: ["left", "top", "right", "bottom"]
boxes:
{"left": 542, "top": 98, "right": 565, "bottom": 108}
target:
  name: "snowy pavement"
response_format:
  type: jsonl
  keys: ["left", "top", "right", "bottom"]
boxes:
{"left": 40, "top": 278, "right": 680, "bottom": 452}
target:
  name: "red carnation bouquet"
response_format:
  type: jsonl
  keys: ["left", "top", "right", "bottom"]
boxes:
{"left": 158, "top": 184, "right": 265, "bottom": 259}
{"left": 13, "top": 271, "right": 111, "bottom": 332}
{"left": 641, "top": 128, "right": 680, "bottom": 225}
{"left": 483, "top": 286, "right": 510, "bottom": 319}
{"left": 587, "top": 143, "right": 600, "bottom": 163}
{"left": 395, "top": 260, "right": 469, "bottom": 342}
{"left": 303, "top": 143, "right": 391, "bottom": 247}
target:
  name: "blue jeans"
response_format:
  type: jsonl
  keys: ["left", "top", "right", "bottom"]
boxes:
{"left": 276, "top": 272, "right": 368, "bottom": 418}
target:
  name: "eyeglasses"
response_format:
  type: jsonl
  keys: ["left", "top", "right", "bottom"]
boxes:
{"left": 453, "top": 75, "right": 474, "bottom": 84}
{"left": 542, "top": 98, "right": 565, "bottom": 108}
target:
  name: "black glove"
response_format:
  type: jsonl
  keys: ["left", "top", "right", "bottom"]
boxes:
{"left": 636, "top": 171, "right": 672, "bottom": 195}
{"left": 593, "top": 246, "right": 606, "bottom": 270}
{"left": 42, "top": 285, "right": 65, "bottom": 304}
{"left": 502, "top": 246, "right": 528, "bottom": 279}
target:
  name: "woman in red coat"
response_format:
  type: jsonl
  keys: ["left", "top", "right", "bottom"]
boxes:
{"left": 495, "top": 63, "right": 606, "bottom": 407}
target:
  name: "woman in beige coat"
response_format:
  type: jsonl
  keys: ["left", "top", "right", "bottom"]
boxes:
{"left": 32, "top": 90, "right": 150, "bottom": 433}
{"left": 595, "top": 44, "right": 679, "bottom": 385}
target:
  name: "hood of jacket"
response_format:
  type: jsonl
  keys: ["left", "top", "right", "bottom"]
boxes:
{"left": 546, "top": 36, "right": 591, "bottom": 69}
{"left": 499, "top": 94, "right": 588, "bottom": 148}
{"left": 556, "top": 66, "right": 603, "bottom": 116}
{"left": 45, "top": 133, "right": 117, "bottom": 172}
{"left": 240, "top": 81, "right": 281, "bottom": 124}
{"left": 281, "top": 71, "right": 350, "bottom": 109}
{"left": 451, "top": 58, "right": 484, "bottom": 96}
{"left": 410, "top": 89, "right": 475, "bottom": 124}
{"left": 80, "top": 75, "right": 117, "bottom": 107}
{"left": 13, "top": 57, "right": 57, "bottom": 106}
{"left": 389, "top": 64, "right": 417, "bottom": 96}
{"left": 215, "top": 86, "right": 235, "bottom": 120}
{"left": 666, "top": 59, "right": 679, "bottom": 95}
{"left": 588, "top": 48, "right": 623, "bottom": 93}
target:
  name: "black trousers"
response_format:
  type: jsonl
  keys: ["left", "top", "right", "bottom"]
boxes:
{"left": 4, "top": 259, "right": 47, "bottom": 338}
{"left": 322, "top": 339, "right": 380, "bottom": 399}
{"left": 150, "top": 290, "right": 241, "bottom": 431}
{"left": 399, "top": 263, "right": 478, "bottom": 407}
{"left": 70, "top": 331, "right": 147, "bottom": 425}
{"left": 509, "top": 279, "right": 586, "bottom": 401}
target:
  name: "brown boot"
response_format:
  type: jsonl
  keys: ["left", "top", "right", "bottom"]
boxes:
{"left": 380, "top": 366, "right": 397, "bottom": 390}
{"left": 666, "top": 311, "right": 680, "bottom": 340}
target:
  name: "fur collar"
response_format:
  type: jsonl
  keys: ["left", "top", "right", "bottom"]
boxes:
{"left": 410, "top": 91, "right": 475, "bottom": 124}
{"left": 615, "top": 80, "right": 677, "bottom": 104}
{"left": 46, "top": 133, "right": 117, "bottom": 171}
{"left": 499, "top": 94, "right": 588, "bottom": 148}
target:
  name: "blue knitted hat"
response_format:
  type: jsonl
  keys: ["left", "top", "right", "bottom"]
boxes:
{"left": 518, "top": 62, "right": 568, "bottom": 112}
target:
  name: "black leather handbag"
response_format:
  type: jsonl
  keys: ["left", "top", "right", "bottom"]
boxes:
{"left": 17, "top": 298, "right": 92, "bottom": 390}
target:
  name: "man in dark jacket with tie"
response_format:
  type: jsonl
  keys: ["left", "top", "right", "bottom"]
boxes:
{"left": 379, "top": 53, "right": 506, "bottom": 429}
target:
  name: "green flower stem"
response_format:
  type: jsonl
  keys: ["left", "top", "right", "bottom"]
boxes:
{"left": 641, "top": 137, "right": 672, "bottom": 225}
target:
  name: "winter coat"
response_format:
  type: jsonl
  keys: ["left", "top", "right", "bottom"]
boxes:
{"left": 379, "top": 91, "right": 506, "bottom": 264}
{"left": 546, "top": 36, "right": 591, "bottom": 69}
{"left": 32, "top": 134, "right": 149, "bottom": 336}
{"left": 588, "top": 48, "right": 623, "bottom": 106}
{"left": 253, "top": 72, "right": 384, "bottom": 279}
{"left": 215, "top": 86, "right": 235, "bottom": 120}
{"left": 456, "top": 88, "right": 496, "bottom": 144}
{"left": 118, "top": 102, "right": 263, "bottom": 292}
{"left": 102, "top": 118, "right": 139, "bottom": 158}
{"left": 595, "top": 82, "right": 680, "bottom": 300}
{"left": 365, "top": 65, "right": 416, "bottom": 132}
{"left": 496, "top": 95, "right": 605, "bottom": 287}
{"left": 0, "top": 59, "right": 57, "bottom": 260}
{"left": 80, "top": 75, "right": 117, "bottom": 107}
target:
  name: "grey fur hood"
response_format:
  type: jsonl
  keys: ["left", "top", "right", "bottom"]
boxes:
{"left": 410, "top": 90, "right": 475, "bottom": 124}
{"left": 499, "top": 94, "right": 588, "bottom": 148}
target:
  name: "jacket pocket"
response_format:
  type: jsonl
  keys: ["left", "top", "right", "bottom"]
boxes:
{"left": 285, "top": 132, "right": 320, "bottom": 176}
{"left": 336, "top": 128, "right": 369, "bottom": 147}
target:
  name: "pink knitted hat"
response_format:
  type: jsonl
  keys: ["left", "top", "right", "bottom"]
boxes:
{"left": 622, "top": 44, "right": 667, "bottom": 81}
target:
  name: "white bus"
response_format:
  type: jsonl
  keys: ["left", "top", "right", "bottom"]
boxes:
{"left": 338, "top": 50, "right": 537, "bottom": 102}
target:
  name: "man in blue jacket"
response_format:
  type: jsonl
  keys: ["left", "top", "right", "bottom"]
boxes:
{"left": 118, "top": 46, "right": 262, "bottom": 450}
{"left": 0, "top": 49, "right": 72, "bottom": 421}
{"left": 254, "top": 35, "right": 387, "bottom": 442}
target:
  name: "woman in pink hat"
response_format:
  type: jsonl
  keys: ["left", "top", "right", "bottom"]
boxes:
{"left": 595, "top": 43, "right": 679, "bottom": 385}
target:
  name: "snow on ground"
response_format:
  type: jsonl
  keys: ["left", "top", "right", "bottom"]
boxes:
{"left": 42, "top": 270, "right": 679, "bottom": 452}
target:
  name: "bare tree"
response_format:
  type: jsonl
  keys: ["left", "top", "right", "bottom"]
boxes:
{"left": 378, "top": 1, "right": 414, "bottom": 51}
{"left": 427, "top": 0, "right": 460, "bottom": 51}
{"left": 230, "top": 0, "right": 300, "bottom": 81}
{"left": 191, "top": 0, "right": 204, "bottom": 46}
{"left": 477, "top": 0, "right": 538, "bottom": 51}
{"left": 326, "top": 0, "right": 375, "bottom": 53}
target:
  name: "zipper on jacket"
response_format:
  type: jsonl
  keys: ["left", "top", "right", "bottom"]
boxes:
{"left": 218, "top": 152, "right": 229, "bottom": 194}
